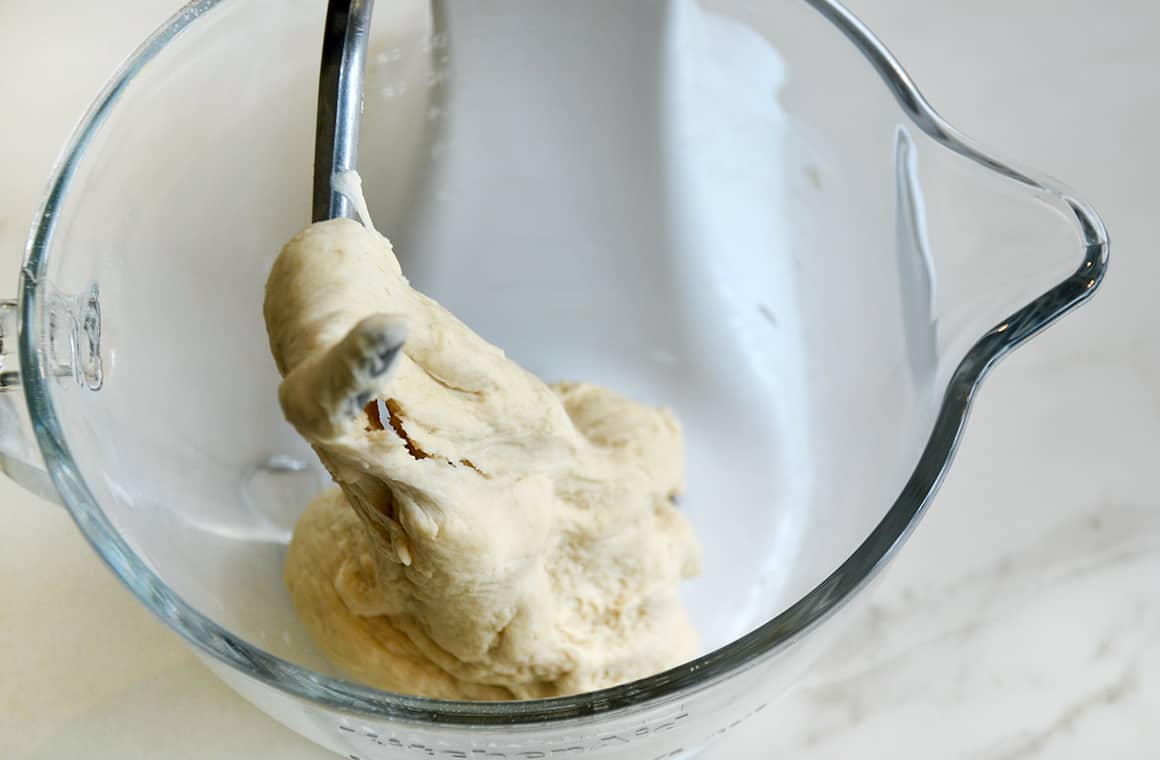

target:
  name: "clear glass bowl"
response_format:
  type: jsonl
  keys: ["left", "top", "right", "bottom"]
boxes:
{"left": 0, "top": 0, "right": 1107, "bottom": 757}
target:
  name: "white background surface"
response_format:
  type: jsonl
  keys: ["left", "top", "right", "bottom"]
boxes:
{"left": 1, "top": 1, "right": 1156, "bottom": 757}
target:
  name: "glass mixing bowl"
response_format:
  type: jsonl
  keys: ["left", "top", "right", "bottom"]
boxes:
{"left": 0, "top": 0, "right": 1107, "bottom": 757}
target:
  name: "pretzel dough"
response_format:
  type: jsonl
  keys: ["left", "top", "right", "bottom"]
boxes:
{"left": 264, "top": 212, "right": 700, "bottom": 699}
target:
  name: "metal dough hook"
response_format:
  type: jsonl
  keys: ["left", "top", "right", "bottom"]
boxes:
{"left": 313, "top": 0, "right": 376, "bottom": 222}
{"left": 309, "top": 0, "right": 407, "bottom": 411}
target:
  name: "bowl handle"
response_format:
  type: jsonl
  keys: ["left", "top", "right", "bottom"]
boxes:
{"left": 0, "top": 299, "right": 62, "bottom": 504}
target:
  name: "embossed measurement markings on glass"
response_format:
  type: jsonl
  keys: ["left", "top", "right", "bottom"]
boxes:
{"left": 338, "top": 708, "right": 692, "bottom": 758}
{"left": 338, "top": 699, "right": 768, "bottom": 759}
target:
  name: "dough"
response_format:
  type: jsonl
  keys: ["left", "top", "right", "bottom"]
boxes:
{"left": 264, "top": 208, "right": 701, "bottom": 700}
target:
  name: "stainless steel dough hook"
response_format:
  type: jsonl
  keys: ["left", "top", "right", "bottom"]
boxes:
{"left": 310, "top": 0, "right": 407, "bottom": 409}
{"left": 313, "top": 0, "right": 376, "bottom": 222}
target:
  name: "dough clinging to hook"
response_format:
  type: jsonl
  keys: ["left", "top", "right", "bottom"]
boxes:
{"left": 264, "top": 211, "right": 701, "bottom": 700}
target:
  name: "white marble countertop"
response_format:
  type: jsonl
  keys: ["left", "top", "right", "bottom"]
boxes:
{"left": 1, "top": 1, "right": 1155, "bottom": 757}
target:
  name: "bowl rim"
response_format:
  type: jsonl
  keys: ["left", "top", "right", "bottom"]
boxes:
{"left": 20, "top": 0, "right": 1109, "bottom": 727}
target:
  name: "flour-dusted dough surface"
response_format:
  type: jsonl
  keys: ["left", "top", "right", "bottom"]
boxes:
{"left": 265, "top": 216, "right": 701, "bottom": 699}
